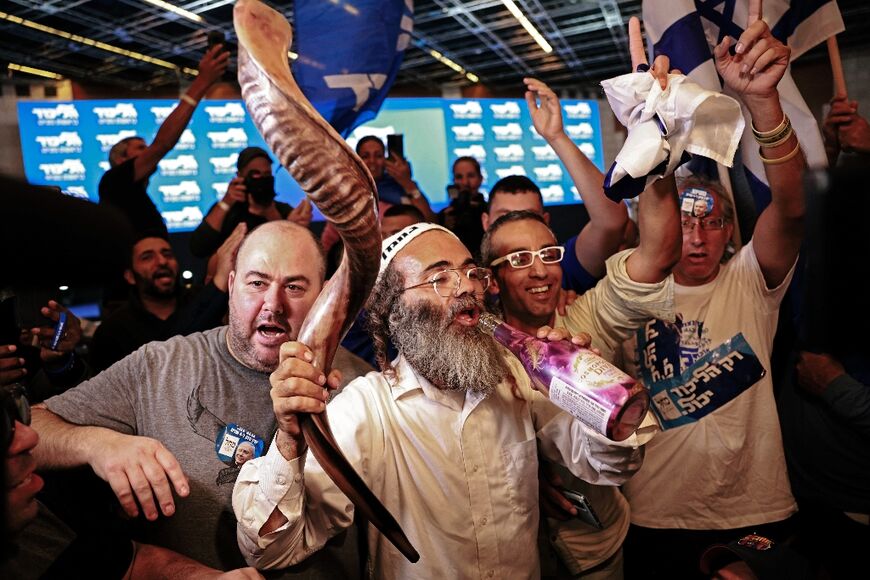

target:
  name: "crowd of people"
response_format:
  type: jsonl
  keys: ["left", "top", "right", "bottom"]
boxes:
{"left": 2, "top": 11, "right": 868, "bottom": 580}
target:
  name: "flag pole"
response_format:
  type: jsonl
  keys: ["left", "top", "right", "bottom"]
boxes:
{"left": 827, "top": 36, "right": 847, "bottom": 98}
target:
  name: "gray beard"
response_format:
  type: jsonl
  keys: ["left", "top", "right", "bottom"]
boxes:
{"left": 391, "top": 296, "right": 509, "bottom": 395}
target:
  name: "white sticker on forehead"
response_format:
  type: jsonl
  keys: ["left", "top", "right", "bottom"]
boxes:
{"left": 680, "top": 187, "right": 715, "bottom": 217}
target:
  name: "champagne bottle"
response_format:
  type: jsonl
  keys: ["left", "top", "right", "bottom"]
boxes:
{"left": 478, "top": 313, "right": 649, "bottom": 441}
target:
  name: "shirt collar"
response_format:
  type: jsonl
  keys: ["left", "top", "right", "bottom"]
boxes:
{"left": 390, "top": 355, "right": 483, "bottom": 412}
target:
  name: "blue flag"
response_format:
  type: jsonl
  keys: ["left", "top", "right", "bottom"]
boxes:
{"left": 294, "top": 0, "right": 414, "bottom": 137}
{"left": 642, "top": 0, "right": 843, "bottom": 212}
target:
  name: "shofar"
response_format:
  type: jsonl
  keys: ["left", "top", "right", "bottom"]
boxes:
{"left": 233, "top": 0, "right": 419, "bottom": 564}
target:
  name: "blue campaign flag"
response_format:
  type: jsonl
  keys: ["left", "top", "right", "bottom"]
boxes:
{"left": 642, "top": 0, "right": 843, "bottom": 213}
{"left": 294, "top": 0, "right": 414, "bottom": 137}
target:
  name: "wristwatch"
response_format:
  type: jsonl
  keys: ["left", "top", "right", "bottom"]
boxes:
{"left": 408, "top": 188, "right": 422, "bottom": 200}
{"left": 218, "top": 200, "right": 231, "bottom": 212}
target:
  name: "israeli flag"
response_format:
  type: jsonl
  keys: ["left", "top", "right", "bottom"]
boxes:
{"left": 642, "top": 0, "right": 844, "bottom": 211}
{"left": 294, "top": 0, "right": 414, "bottom": 137}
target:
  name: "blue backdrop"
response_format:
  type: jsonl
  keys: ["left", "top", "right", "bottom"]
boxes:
{"left": 18, "top": 97, "right": 604, "bottom": 232}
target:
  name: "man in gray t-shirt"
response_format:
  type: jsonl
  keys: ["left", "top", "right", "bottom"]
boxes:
{"left": 32, "top": 221, "right": 368, "bottom": 575}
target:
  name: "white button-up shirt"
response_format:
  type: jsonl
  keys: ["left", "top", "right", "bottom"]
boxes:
{"left": 233, "top": 356, "right": 644, "bottom": 579}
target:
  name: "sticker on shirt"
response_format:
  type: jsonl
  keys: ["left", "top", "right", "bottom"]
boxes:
{"left": 214, "top": 423, "right": 265, "bottom": 486}
{"left": 680, "top": 187, "right": 714, "bottom": 217}
{"left": 636, "top": 320, "right": 766, "bottom": 430}
{"left": 186, "top": 384, "right": 271, "bottom": 487}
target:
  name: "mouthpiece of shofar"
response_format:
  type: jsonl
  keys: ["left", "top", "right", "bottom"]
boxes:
{"left": 233, "top": 0, "right": 419, "bottom": 563}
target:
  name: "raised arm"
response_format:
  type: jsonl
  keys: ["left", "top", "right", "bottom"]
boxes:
{"left": 524, "top": 77, "right": 628, "bottom": 278}
{"left": 132, "top": 46, "right": 229, "bottom": 182}
{"left": 621, "top": 17, "right": 682, "bottom": 283}
{"left": 714, "top": 0, "right": 804, "bottom": 288}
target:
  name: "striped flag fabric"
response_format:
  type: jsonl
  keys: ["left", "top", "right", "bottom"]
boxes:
{"left": 642, "top": 0, "right": 844, "bottom": 211}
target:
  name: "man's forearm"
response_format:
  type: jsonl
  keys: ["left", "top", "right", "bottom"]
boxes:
{"left": 31, "top": 406, "right": 101, "bottom": 469}
{"left": 549, "top": 133, "right": 626, "bottom": 232}
{"left": 627, "top": 174, "right": 681, "bottom": 283}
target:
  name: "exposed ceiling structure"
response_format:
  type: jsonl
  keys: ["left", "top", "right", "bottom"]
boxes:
{"left": 2, "top": 0, "right": 869, "bottom": 93}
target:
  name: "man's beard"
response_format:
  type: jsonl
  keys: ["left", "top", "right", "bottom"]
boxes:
{"left": 136, "top": 268, "right": 177, "bottom": 299}
{"left": 226, "top": 306, "right": 288, "bottom": 373}
{"left": 391, "top": 295, "right": 510, "bottom": 395}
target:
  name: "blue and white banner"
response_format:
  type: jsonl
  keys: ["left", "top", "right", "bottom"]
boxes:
{"left": 294, "top": 0, "right": 413, "bottom": 137}
{"left": 642, "top": 0, "right": 843, "bottom": 210}
{"left": 18, "top": 97, "right": 603, "bottom": 232}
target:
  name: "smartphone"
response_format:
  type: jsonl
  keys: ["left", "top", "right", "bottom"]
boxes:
{"left": 562, "top": 489, "right": 603, "bottom": 529}
{"left": 207, "top": 31, "right": 226, "bottom": 52}
{"left": 446, "top": 184, "right": 459, "bottom": 200}
{"left": 387, "top": 134, "right": 404, "bottom": 159}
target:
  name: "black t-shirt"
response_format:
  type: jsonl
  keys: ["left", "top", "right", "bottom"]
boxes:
{"left": 189, "top": 201, "right": 292, "bottom": 258}
{"left": 98, "top": 158, "right": 167, "bottom": 237}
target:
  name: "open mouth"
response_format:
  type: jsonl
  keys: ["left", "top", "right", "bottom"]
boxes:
{"left": 256, "top": 322, "right": 289, "bottom": 342}
{"left": 454, "top": 304, "right": 480, "bottom": 327}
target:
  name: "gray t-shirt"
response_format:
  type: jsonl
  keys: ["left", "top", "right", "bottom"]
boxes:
{"left": 45, "top": 326, "right": 364, "bottom": 576}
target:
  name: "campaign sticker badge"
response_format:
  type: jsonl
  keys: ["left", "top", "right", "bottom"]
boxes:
{"left": 215, "top": 423, "right": 265, "bottom": 467}
{"left": 680, "top": 187, "right": 715, "bottom": 217}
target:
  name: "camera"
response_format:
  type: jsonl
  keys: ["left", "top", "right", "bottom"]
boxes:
{"left": 243, "top": 175, "right": 276, "bottom": 206}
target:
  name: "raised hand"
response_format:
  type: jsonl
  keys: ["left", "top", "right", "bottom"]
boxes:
{"left": 198, "top": 44, "right": 231, "bottom": 86}
{"left": 223, "top": 176, "right": 248, "bottom": 207}
{"left": 0, "top": 344, "right": 27, "bottom": 386}
{"left": 287, "top": 197, "right": 313, "bottom": 227}
{"left": 213, "top": 222, "right": 247, "bottom": 292}
{"left": 713, "top": 0, "right": 789, "bottom": 100}
{"left": 628, "top": 16, "right": 672, "bottom": 89}
{"left": 524, "top": 77, "right": 564, "bottom": 142}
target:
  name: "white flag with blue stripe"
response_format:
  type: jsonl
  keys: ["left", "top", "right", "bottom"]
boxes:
{"left": 642, "top": 0, "right": 844, "bottom": 210}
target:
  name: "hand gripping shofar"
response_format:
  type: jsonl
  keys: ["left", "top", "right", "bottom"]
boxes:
{"left": 233, "top": 0, "right": 419, "bottom": 563}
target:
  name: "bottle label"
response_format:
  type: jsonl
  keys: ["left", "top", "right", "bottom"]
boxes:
{"left": 549, "top": 375, "right": 612, "bottom": 435}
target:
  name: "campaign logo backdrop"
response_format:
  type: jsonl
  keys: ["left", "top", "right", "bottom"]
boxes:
{"left": 19, "top": 97, "right": 603, "bottom": 232}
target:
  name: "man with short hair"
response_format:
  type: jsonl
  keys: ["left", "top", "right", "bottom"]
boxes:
{"left": 98, "top": 46, "right": 229, "bottom": 236}
{"left": 232, "top": 223, "right": 650, "bottom": 578}
{"left": 30, "top": 221, "right": 365, "bottom": 576}
{"left": 480, "top": 169, "right": 680, "bottom": 577}
{"left": 89, "top": 227, "right": 244, "bottom": 372}
{"left": 380, "top": 204, "right": 425, "bottom": 238}
{"left": 190, "top": 146, "right": 312, "bottom": 259}
{"left": 482, "top": 79, "right": 630, "bottom": 294}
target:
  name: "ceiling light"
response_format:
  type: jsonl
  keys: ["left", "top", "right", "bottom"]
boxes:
{"left": 0, "top": 10, "right": 196, "bottom": 76}
{"left": 428, "top": 49, "right": 479, "bottom": 83}
{"left": 143, "top": 0, "right": 204, "bottom": 24}
{"left": 8, "top": 62, "right": 63, "bottom": 79}
{"left": 501, "top": 0, "right": 553, "bottom": 53}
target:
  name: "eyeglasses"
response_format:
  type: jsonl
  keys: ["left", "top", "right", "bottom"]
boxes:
{"left": 490, "top": 246, "right": 565, "bottom": 269}
{"left": 2, "top": 384, "right": 31, "bottom": 450}
{"left": 681, "top": 215, "right": 726, "bottom": 232}
{"left": 402, "top": 267, "right": 492, "bottom": 297}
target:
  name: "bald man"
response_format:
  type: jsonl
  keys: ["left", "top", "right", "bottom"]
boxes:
{"left": 31, "top": 221, "right": 368, "bottom": 576}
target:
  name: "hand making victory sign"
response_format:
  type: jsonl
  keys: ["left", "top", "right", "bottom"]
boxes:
{"left": 713, "top": 0, "right": 790, "bottom": 104}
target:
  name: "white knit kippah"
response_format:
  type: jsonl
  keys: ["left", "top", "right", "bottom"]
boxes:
{"left": 379, "top": 223, "right": 458, "bottom": 276}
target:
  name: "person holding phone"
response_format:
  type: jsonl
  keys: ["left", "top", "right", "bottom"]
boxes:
{"left": 190, "top": 146, "right": 312, "bottom": 259}
{"left": 321, "top": 135, "right": 436, "bottom": 253}
{"left": 98, "top": 43, "right": 229, "bottom": 237}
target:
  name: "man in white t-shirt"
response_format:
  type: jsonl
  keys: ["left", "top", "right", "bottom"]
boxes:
{"left": 618, "top": 15, "right": 807, "bottom": 579}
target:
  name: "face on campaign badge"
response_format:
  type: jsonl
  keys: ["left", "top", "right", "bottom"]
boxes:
{"left": 737, "top": 534, "right": 774, "bottom": 551}
{"left": 215, "top": 423, "right": 265, "bottom": 467}
{"left": 680, "top": 187, "right": 715, "bottom": 218}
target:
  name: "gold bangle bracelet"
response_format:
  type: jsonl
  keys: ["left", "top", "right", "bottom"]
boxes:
{"left": 754, "top": 117, "right": 792, "bottom": 145}
{"left": 752, "top": 113, "right": 788, "bottom": 138}
{"left": 758, "top": 128, "right": 795, "bottom": 149}
{"left": 759, "top": 141, "right": 802, "bottom": 165}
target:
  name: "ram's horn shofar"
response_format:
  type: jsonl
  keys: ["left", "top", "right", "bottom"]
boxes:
{"left": 233, "top": 0, "right": 419, "bottom": 564}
